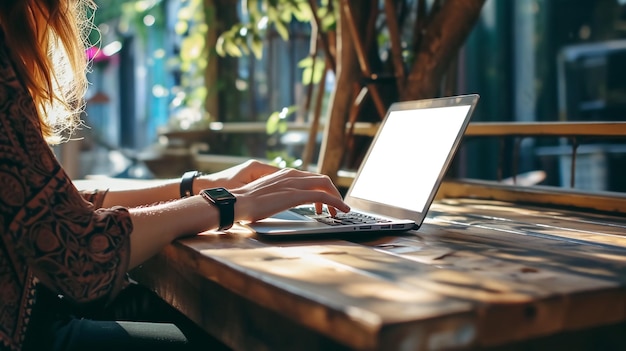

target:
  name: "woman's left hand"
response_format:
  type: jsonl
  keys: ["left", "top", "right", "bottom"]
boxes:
{"left": 194, "top": 160, "right": 281, "bottom": 190}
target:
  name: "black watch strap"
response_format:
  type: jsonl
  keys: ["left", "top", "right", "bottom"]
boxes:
{"left": 200, "top": 188, "right": 236, "bottom": 231}
{"left": 180, "top": 170, "right": 202, "bottom": 198}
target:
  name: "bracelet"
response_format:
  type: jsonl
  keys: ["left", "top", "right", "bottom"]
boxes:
{"left": 180, "top": 170, "right": 203, "bottom": 198}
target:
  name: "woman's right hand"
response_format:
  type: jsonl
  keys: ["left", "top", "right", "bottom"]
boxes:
{"left": 230, "top": 167, "right": 350, "bottom": 224}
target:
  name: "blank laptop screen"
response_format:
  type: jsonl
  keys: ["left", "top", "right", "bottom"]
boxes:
{"left": 348, "top": 104, "right": 472, "bottom": 213}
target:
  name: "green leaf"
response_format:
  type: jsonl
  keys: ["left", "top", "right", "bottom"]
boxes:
{"left": 251, "top": 34, "right": 264, "bottom": 59}
{"left": 302, "top": 67, "right": 313, "bottom": 85}
{"left": 274, "top": 20, "right": 289, "bottom": 41}
{"left": 266, "top": 111, "right": 281, "bottom": 134}
{"left": 267, "top": 6, "right": 278, "bottom": 21}
{"left": 246, "top": 0, "right": 259, "bottom": 17}
{"left": 298, "top": 56, "right": 313, "bottom": 68}
{"left": 279, "top": 8, "right": 292, "bottom": 23}
{"left": 278, "top": 120, "right": 288, "bottom": 134}
{"left": 300, "top": 57, "right": 325, "bottom": 85}
{"left": 321, "top": 12, "right": 336, "bottom": 31}
{"left": 224, "top": 40, "right": 243, "bottom": 57}
{"left": 311, "top": 61, "right": 325, "bottom": 84}
{"left": 215, "top": 36, "right": 227, "bottom": 57}
{"left": 292, "top": 2, "right": 313, "bottom": 22}
{"left": 317, "top": 6, "right": 328, "bottom": 18}
{"left": 235, "top": 36, "right": 251, "bottom": 55}
{"left": 266, "top": 105, "right": 297, "bottom": 135}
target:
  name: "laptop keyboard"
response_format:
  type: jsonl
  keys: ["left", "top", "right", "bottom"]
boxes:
{"left": 320, "top": 212, "right": 393, "bottom": 226}
{"left": 290, "top": 207, "right": 392, "bottom": 226}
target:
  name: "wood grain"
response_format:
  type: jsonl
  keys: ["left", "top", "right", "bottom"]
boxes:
{"left": 132, "top": 199, "right": 626, "bottom": 350}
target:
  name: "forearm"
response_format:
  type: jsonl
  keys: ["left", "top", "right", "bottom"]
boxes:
{"left": 102, "top": 179, "right": 181, "bottom": 208}
{"left": 77, "top": 176, "right": 221, "bottom": 209}
{"left": 128, "top": 195, "right": 218, "bottom": 269}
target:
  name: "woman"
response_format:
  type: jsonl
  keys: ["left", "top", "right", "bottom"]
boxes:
{"left": 0, "top": 1, "right": 349, "bottom": 350}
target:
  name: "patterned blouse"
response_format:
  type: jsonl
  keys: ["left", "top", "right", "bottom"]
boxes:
{"left": 0, "top": 34, "right": 134, "bottom": 350}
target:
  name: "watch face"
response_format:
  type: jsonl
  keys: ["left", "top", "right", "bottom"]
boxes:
{"left": 204, "top": 188, "right": 236, "bottom": 202}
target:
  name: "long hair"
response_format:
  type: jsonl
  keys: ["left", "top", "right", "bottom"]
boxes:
{"left": 0, "top": 0, "right": 95, "bottom": 141}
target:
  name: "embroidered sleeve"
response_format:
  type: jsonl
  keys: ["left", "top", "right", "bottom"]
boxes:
{"left": 0, "top": 43, "right": 133, "bottom": 304}
{"left": 80, "top": 189, "right": 109, "bottom": 209}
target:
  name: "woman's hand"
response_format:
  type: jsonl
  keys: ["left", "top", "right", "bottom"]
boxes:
{"left": 230, "top": 167, "right": 350, "bottom": 223}
{"left": 126, "top": 164, "right": 349, "bottom": 268}
{"left": 195, "top": 160, "right": 280, "bottom": 190}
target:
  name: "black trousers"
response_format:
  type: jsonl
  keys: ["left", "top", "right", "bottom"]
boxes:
{"left": 23, "top": 283, "right": 229, "bottom": 351}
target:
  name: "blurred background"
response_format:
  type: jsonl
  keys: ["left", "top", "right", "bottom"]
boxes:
{"left": 59, "top": 0, "right": 626, "bottom": 193}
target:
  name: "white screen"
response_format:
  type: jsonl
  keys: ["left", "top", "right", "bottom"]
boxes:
{"left": 349, "top": 105, "right": 471, "bottom": 212}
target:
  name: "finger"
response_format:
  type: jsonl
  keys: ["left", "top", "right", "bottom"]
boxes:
{"left": 327, "top": 205, "right": 338, "bottom": 217}
{"left": 245, "top": 176, "right": 348, "bottom": 213}
{"left": 236, "top": 190, "right": 350, "bottom": 223}
{"left": 284, "top": 190, "right": 349, "bottom": 214}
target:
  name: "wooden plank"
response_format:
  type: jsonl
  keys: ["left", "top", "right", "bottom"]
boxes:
{"left": 429, "top": 201, "right": 626, "bottom": 248}
{"left": 142, "top": 203, "right": 626, "bottom": 349}
{"left": 465, "top": 122, "right": 626, "bottom": 137}
{"left": 207, "top": 122, "right": 308, "bottom": 133}
{"left": 163, "top": 121, "right": 380, "bottom": 137}
{"left": 132, "top": 198, "right": 626, "bottom": 350}
{"left": 437, "top": 179, "right": 626, "bottom": 215}
{"left": 132, "top": 245, "right": 353, "bottom": 351}
{"left": 184, "top": 242, "right": 476, "bottom": 350}
{"left": 342, "top": 200, "right": 626, "bottom": 345}
{"left": 347, "top": 209, "right": 626, "bottom": 345}
{"left": 434, "top": 198, "right": 626, "bottom": 226}
{"left": 161, "top": 119, "right": 626, "bottom": 142}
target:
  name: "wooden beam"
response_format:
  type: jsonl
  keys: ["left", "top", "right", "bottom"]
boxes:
{"left": 466, "top": 122, "right": 626, "bottom": 137}
{"left": 173, "top": 121, "right": 380, "bottom": 135}
{"left": 437, "top": 179, "right": 626, "bottom": 215}
{"left": 162, "top": 121, "right": 626, "bottom": 139}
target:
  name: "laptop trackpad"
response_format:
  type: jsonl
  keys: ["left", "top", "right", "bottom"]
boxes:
{"left": 269, "top": 209, "right": 316, "bottom": 221}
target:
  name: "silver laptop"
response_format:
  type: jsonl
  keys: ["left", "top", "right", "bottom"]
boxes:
{"left": 247, "top": 94, "right": 479, "bottom": 236}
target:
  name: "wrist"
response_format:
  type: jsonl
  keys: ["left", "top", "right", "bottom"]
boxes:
{"left": 180, "top": 170, "right": 204, "bottom": 198}
{"left": 184, "top": 195, "right": 222, "bottom": 236}
{"left": 200, "top": 187, "right": 237, "bottom": 231}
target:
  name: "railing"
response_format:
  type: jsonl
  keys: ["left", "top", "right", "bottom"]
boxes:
{"left": 437, "top": 121, "right": 626, "bottom": 214}
{"left": 179, "top": 120, "right": 626, "bottom": 214}
{"left": 465, "top": 122, "right": 626, "bottom": 187}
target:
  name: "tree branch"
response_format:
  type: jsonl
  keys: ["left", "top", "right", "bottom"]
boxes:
{"left": 403, "top": 0, "right": 485, "bottom": 100}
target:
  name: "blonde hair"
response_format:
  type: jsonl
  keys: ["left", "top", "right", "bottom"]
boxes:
{"left": 0, "top": 0, "right": 95, "bottom": 142}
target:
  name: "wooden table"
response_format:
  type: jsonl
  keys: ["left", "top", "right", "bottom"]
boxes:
{"left": 131, "top": 198, "right": 626, "bottom": 350}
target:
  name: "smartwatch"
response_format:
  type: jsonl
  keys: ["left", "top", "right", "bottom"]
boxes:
{"left": 200, "top": 187, "right": 237, "bottom": 231}
{"left": 180, "top": 170, "right": 203, "bottom": 198}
